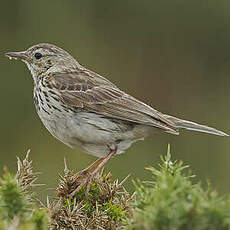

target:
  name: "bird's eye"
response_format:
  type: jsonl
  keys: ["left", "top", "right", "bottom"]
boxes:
{"left": 34, "top": 52, "right": 43, "bottom": 60}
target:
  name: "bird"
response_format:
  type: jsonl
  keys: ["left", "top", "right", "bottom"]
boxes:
{"left": 5, "top": 43, "right": 228, "bottom": 195}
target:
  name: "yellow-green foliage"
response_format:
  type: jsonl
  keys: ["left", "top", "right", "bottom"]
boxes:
{"left": 0, "top": 153, "right": 48, "bottom": 230}
{"left": 1, "top": 147, "right": 230, "bottom": 230}
{"left": 30, "top": 209, "right": 49, "bottom": 230}
{"left": 128, "top": 146, "right": 230, "bottom": 230}
{"left": 0, "top": 152, "right": 133, "bottom": 230}
{"left": 0, "top": 172, "right": 28, "bottom": 220}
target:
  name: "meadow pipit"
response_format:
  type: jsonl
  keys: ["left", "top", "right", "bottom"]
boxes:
{"left": 5, "top": 43, "right": 228, "bottom": 195}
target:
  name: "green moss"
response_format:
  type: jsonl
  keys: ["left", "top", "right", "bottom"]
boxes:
{"left": 82, "top": 200, "right": 94, "bottom": 215}
{"left": 87, "top": 182, "right": 100, "bottom": 198}
{"left": 74, "top": 182, "right": 100, "bottom": 201}
{"left": 101, "top": 201, "right": 126, "bottom": 221}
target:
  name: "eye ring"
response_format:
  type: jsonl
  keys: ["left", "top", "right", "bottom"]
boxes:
{"left": 34, "top": 52, "right": 43, "bottom": 60}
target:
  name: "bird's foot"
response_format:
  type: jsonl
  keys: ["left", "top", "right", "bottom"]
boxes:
{"left": 76, "top": 168, "right": 90, "bottom": 178}
{"left": 70, "top": 150, "right": 116, "bottom": 198}
{"left": 70, "top": 171, "right": 99, "bottom": 197}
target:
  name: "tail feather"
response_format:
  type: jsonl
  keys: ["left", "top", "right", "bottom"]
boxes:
{"left": 164, "top": 115, "right": 229, "bottom": 137}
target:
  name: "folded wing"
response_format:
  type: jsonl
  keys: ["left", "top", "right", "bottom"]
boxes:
{"left": 50, "top": 70, "right": 178, "bottom": 134}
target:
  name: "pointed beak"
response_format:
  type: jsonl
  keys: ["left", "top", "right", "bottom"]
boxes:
{"left": 5, "top": 51, "right": 28, "bottom": 61}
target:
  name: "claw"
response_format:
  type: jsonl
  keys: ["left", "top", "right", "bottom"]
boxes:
{"left": 86, "top": 175, "right": 94, "bottom": 195}
{"left": 78, "top": 169, "right": 89, "bottom": 177}
{"left": 70, "top": 173, "right": 94, "bottom": 197}
{"left": 70, "top": 150, "right": 117, "bottom": 197}
{"left": 70, "top": 178, "right": 87, "bottom": 196}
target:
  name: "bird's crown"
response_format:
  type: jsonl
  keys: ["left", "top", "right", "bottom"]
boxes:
{"left": 5, "top": 43, "right": 79, "bottom": 78}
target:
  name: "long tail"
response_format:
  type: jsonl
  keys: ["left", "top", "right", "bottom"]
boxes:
{"left": 164, "top": 115, "right": 229, "bottom": 137}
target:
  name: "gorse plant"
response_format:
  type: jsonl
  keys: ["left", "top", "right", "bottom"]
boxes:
{"left": 0, "top": 151, "right": 48, "bottom": 230}
{"left": 0, "top": 152, "right": 133, "bottom": 230}
{"left": 50, "top": 162, "right": 134, "bottom": 229}
{"left": 0, "top": 147, "right": 230, "bottom": 230}
{"left": 0, "top": 171, "right": 28, "bottom": 220}
{"left": 128, "top": 145, "right": 230, "bottom": 230}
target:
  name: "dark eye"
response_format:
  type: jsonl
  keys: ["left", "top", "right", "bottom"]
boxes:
{"left": 34, "top": 52, "right": 42, "bottom": 59}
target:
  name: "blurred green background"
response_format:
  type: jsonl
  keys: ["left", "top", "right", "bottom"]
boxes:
{"left": 0, "top": 0, "right": 230, "bottom": 199}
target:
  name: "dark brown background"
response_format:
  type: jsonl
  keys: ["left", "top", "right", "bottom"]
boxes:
{"left": 0, "top": 0, "right": 229, "bottom": 199}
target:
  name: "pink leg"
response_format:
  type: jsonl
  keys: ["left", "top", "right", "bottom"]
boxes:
{"left": 79, "top": 157, "right": 105, "bottom": 176}
{"left": 70, "top": 149, "right": 117, "bottom": 197}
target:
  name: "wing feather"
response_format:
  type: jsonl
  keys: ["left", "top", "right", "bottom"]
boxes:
{"left": 50, "top": 70, "right": 178, "bottom": 134}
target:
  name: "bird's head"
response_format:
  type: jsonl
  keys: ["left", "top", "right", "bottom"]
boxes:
{"left": 5, "top": 43, "right": 79, "bottom": 78}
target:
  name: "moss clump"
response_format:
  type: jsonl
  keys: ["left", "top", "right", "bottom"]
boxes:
{"left": 128, "top": 145, "right": 230, "bottom": 230}
{"left": 102, "top": 202, "right": 126, "bottom": 221}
